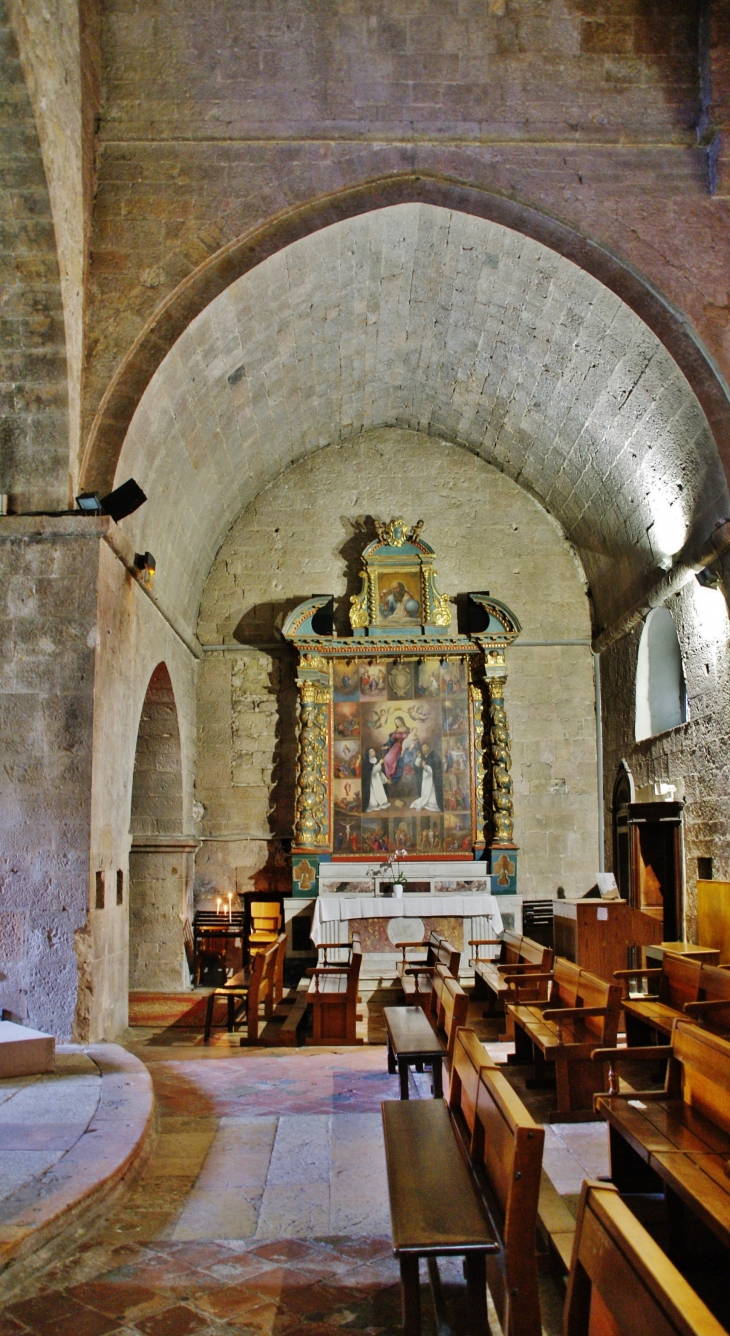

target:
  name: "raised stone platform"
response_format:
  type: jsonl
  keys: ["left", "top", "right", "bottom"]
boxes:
{"left": 0, "top": 1043, "right": 153, "bottom": 1296}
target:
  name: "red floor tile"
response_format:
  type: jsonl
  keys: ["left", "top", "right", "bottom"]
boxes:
{"left": 65, "top": 1281, "right": 160, "bottom": 1318}
{"left": 134, "top": 1305, "right": 207, "bottom": 1336}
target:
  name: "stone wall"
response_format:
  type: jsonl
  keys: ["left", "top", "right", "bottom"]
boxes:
{"left": 0, "top": 517, "right": 99, "bottom": 1036}
{"left": 601, "top": 575, "right": 730, "bottom": 938}
{"left": 195, "top": 429, "right": 598, "bottom": 902}
{"left": 0, "top": 0, "right": 69, "bottom": 512}
{"left": 83, "top": 0, "right": 730, "bottom": 480}
{"left": 0, "top": 518, "right": 198, "bottom": 1040}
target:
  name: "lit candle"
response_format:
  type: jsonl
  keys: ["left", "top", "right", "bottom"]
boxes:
{"left": 228, "top": 893, "right": 232, "bottom": 922}
{"left": 216, "top": 897, "right": 222, "bottom": 915}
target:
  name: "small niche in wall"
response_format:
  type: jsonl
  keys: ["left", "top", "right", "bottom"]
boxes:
{"left": 95, "top": 870, "right": 105, "bottom": 909}
{"left": 698, "top": 856, "right": 713, "bottom": 880}
{"left": 117, "top": 869, "right": 124, "bottom": 905}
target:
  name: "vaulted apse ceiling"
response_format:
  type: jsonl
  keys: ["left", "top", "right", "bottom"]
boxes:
{"left": 114, "top": 202, "right": 729, "bottom": 634}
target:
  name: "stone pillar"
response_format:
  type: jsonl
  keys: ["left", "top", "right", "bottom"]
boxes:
{"left": 485, "top": 654, "right": 518, "bottom": 892}
{"left": 128, "top": 836, "right": 199, "bottom": 990}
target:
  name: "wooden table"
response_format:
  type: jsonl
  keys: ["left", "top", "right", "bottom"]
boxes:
{"left": 382, "top": 1100, "right": 498, "bottom": 1335}
{"left": 384, "top": 1006, "right": 444, "bottom": 1100}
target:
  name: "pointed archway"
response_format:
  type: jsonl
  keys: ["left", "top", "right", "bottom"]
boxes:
{"left": 128, "top": 663, "right": 196, "bottom": 991}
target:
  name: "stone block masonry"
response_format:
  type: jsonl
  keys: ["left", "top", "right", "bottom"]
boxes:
{"left": 195, "top": 429, "right": 598, "bottom": 903}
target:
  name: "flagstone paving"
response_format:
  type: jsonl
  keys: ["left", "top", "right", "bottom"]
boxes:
{"left": 0, "top": 1033, "right": 601, "bottom": 1334}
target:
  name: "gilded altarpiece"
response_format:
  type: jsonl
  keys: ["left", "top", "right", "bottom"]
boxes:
{"left": 283, "top": 520, "right": 521, "bottom": 895}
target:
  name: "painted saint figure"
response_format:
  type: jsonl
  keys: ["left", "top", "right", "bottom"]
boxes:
{"left": 362, "top": 748, "right": 390, "bottom": 811}
{"left": 410, "top": 753, "right": 441, "bottom": 812}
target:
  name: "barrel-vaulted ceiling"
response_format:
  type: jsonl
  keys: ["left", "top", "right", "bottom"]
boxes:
{"left": 114, "top": 202, "right": 729, "bottom": 635}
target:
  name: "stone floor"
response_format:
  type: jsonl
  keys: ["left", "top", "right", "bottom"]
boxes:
{"left": 0, "top": 1018, "right": 610, "bottom": 1336}
{"left": 0, "top": 1051, "right": 101, "bottom": 1205}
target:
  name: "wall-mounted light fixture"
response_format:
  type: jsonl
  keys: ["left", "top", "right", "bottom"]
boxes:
{"left": 75, "top": 478, "right": 147, "bottom": 521}
{"left": 134, "top": 551, "right": 156, "bottom": 588}
{"left": 696, "top": 565, "right": 721, "bottom": 589}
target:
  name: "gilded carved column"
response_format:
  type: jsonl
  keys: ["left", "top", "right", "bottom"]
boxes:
{"left": 487, "top": 672, "right": 514, "bottom": 844}
{"left": 470, "top": 682, "right": 488, "bottom": 856}
{"left": 293, "top": 657, "right": 331, "bottom": 851}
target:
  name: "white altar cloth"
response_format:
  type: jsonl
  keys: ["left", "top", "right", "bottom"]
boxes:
{"left": 310, "top": 894, "right": 502, "bottom": 945}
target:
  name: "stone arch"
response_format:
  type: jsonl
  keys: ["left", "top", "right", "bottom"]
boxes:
{"left": 128, "top": 662, "right": 193, "bottom": 992}
{"left": 108, "top": 201, "right": 730, "bottom": 645}
{"left": 635, "top": 607, "right": 688, "bottom": 741}
{"left": 80, "top": 174, "right": 730, "bottom": 502}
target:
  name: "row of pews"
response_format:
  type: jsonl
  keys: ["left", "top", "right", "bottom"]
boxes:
{"left": 380, "top": 930, "right": 730, "bottom": 1335}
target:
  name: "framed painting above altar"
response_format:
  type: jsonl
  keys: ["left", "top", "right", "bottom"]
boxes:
{"left": 332, "top": 656, "right": 472, "bottom": 856}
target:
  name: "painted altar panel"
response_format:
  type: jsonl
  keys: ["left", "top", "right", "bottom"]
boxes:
{"left": 332, "top": 655, "right": 472, "bottom": 857}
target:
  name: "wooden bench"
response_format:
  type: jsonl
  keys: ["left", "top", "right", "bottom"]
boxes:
{"left": 306, "top": 944, "right": 362, "bottom": 1045}
{"left": 381, "top": 1026, "right": 544, "bottom": 1336}
{"left": 507, "top": 958, "right": 622, "bottom": 1120}
{"left": 203, "top": 933, "right": 282, "bottom": 1043}
{"left": 397, "top": 932, "right": 461, "bottom": 1008}
{"left": 594, "top": 1020, "right": 730, "bottom": 1262}
{"left": 564, "top": 1180, "right": 725, "bottom": 1336}
{"left": 470, "top": 930, "right": 553, "bottom": 1036}
{"left": 682, "top": 961, "right": 730, "bottom": 1037}
{"left": 614, "top": 952, "right": 703, "bottom": 1044}
{"left": 384, "top": 964, "right": 469, "bottom": 1097}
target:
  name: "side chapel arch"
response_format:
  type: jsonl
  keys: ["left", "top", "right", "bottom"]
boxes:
{"left": 128, "top": 663, "right": 196, "bottom": 991}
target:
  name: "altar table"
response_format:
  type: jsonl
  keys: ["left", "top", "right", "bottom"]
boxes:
{"left": 310, "top": 893, "right": 503, "bottom": 947}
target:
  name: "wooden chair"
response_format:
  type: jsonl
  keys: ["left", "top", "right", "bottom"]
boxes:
{"left": 249, "top": 899, "right": 282, "bottom": 956}
{"left": 564, "top": 1180, "right": 725, "bottom": 1336}
{"left": 614, "top": 952, "right": 702, "bottom": 1044}
{"left": 306, "top": 945, "right": 362, "bottom": 1045}
{"left": 381, "top": 1026, "right": 544, "bottom": 1336}
{"left": 398, "top": 932, "right": 461, "bottom": 1008}
{"left": 195, "top": 926, "right": 228, "bottom": 986}
{"left": 508, "top": 959, "right": 622, "bottom": 1120}
{"left": 203, "top": 936, "right": 278, "bottom": 1043}
{"left": 271, "top": 930, "right": 287, "bottom": 1004}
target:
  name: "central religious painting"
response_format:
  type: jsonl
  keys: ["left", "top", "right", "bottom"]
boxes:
{"left": 283, "top": 518, "right": 521, "bottom": 890}
{"left": 332, "top": 655, "right": 472, "bottom": 857}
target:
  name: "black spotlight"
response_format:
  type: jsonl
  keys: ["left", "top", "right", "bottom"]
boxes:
{"left": 134, "top": 551, "right": 156, "bottom": 576}
{"left": 100, "top": 478, "right": 147, "bottom": 521}
{"left": 75, "top": 492, "right": 103, "bottom": 514}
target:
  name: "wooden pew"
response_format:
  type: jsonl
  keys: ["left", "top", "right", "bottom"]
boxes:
{"left": 507, "top": 958, "right": 622, "bottom": 1120}
{"left": 397, "top": 932, "right": 461, "bottom": 1008}
{"left": 203, "top": 934, "right": 281, "bottom": 1043}
{"left": 594, "top": 1020, "right": 730, "bottom": 1261}
{"left": 470, "top": 930, "right": 553, "bottom": 1037}
{"left": 614, "top": 952, "right": 702, "bottom": 1044}
{"left": 306, "top": 944, "right": 362, "bottom": 1045}
{"left": 381, "top": 1027, "right": 544, "bottom": 1336}
{"left": 682, "top": 961, "right": 730, "bottom": 1036}
{"left": 384, "top": 964, "right": 469, "bottom": 1098}
{"left": 564, "top": 1180, "right": 725, "bottom": 1336}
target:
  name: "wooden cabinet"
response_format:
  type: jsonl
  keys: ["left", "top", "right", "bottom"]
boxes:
{"left": 553, "top": 899, "right": 663, "bottom": 982}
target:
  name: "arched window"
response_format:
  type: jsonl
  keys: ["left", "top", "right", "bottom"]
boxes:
{"left": 635, "top": 607, "right": 687, "bottom": 741}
